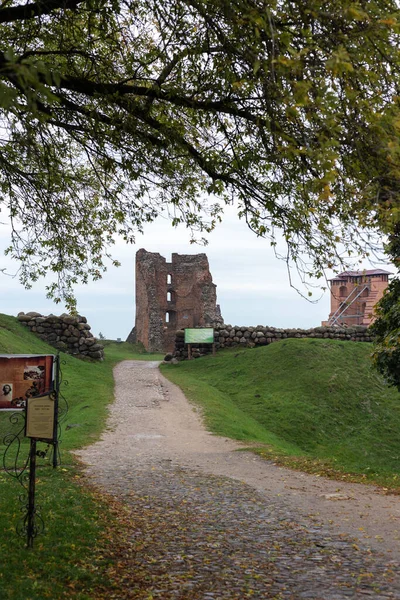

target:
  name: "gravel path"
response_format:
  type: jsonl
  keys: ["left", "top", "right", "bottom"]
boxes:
{"left": 76, "top": 360, "right": 400, "bottom": 599}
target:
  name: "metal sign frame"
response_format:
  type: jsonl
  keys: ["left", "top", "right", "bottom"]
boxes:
{"left": 1, "top": 354, "right": 66, "bottom": 548}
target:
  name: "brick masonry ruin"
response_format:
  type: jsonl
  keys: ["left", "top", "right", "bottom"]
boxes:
{"left": 324, "top": 269, "right": 391, "bottom": 327}
{"left": 17, "top": 312, "right": 104, "bottom": 360}
{"left": 127, "top": 249, "right": 223, "bottom": 352}
{"left": 171, "top": 325, "right": 373, "bottom": 359}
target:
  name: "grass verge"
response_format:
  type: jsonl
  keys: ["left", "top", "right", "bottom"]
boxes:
{"left": 0, "top": 314, "right": 163, "bottom": 599}
{"left": 161, "top": 338, "right": 400, "bottom": 490}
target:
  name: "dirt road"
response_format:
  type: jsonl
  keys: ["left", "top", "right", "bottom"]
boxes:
{"left": 76, "top": 360, "right": 400, "bottom": 598}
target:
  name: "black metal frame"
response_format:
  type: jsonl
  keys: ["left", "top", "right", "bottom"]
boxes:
{"left": 1, "top": 354, "right": 68, "bottom": 547}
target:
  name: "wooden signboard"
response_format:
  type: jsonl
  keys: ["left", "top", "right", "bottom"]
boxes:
{"left": 184, "top": 328, "right": 215, "bottom": 359}
{"left": 184, "top": 328, "right": 214, "bottom": 344}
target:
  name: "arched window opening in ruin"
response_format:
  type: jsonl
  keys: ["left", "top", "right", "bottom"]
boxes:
{"left": 339, "top": 286, "right": 348, "bottom": 297}
{"left": 167, "top": 291, "right": 172, "bottom": 302}
{"left": 167, "top": 274, "right": 172, "bottom": 284}
{"left": 166, "top": 310, "right": 177, "bottom": 328}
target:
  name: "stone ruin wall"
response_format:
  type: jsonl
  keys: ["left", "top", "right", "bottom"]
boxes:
{"left": 171, "top": 324, "right": 373, "bottom": 359}
{"left": 129, "top": 249, "right": 223, "bottom": 353}
{"left": 132, "top": 250, "right": 167, "bottom": 352}
{"left": 17, "top": 312, "right": 104, "bottom": 360}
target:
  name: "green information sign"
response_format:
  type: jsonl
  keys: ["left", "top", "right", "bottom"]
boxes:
{"left": 184, "top": 328, "right": 214, "bottom": 344}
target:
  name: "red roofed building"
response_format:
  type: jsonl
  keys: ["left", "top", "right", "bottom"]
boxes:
{"left": 324, "top": 269, "right": 391, "bottom": 327}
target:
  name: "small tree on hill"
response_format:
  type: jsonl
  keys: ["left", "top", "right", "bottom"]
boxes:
{"left": 370, "top": 227, "right": 400, "bottom": 389}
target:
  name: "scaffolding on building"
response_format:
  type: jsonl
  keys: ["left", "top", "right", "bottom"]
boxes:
{"left": 328, "top": 284, "right": 369, "bottom": 326}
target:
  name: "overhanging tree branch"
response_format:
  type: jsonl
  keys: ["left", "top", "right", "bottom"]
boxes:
{"left": 0, "top": 0, "right": 398, "bottom": 309}
{"left": 0, "top": 0, "right": 85, "bottom": 23}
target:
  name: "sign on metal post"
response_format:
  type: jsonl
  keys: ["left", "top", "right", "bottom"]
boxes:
{"left": 24, "top": 392, "right": 57, "bottom": 548}
{"left": 0, "top": 354, "right": 65, "bottom": 548}
{"left": 0, "top": 354, "right": 55, "bottom": 411}
{"left": 25, "top": 394, "right": 57, "bottom": 442}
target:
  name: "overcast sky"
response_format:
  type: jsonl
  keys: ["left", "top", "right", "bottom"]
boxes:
{"left": 0, "top": 207, "right": 391, "bottom": 341}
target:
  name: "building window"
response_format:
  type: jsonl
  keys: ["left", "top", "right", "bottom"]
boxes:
{"left": 166, "top": 310, "right": 177, "bottom": 328}
{"left": 167, "top": 274, "right": 172, "bottom": 284}
{"left": 167, "top": 291, "right": 172, "bottom": 302}
{"left": 339, "top": 286, "right": 348, "bottom": 297}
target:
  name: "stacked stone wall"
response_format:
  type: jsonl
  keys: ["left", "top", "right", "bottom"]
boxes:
{"left": 17, "top": 312, "right": 104, "bottom": 360}
{"left": 172, "top": 325, "right": 373, "bottom": 359}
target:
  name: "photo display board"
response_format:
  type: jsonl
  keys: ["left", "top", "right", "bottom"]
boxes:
{"left": 0, "top": 355, "right": 55, "bottom": 411}
{"left": 184, "top": 328, "right": 214, "bottom": 344}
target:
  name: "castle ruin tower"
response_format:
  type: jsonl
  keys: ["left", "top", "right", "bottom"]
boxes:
{"left": 324, "top": 269, "right": 391, "bottom": 327}
{"left": 129, "top": 249, "right": 223, "bottom": 352}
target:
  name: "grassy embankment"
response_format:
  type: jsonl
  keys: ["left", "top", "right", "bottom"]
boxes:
{"left": 0, "top": 313, "right": 163, "bottom": 600}
{"left": 161, "top": 338, "right": 400, "bottom": 489}
{"left": 3, "top": 312, "right": 400, "bottom": 598}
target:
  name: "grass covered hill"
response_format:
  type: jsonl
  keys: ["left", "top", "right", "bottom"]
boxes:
{"left": 0, "top": 313, "right": 162, "bottom": 450}
{"left": 1, "top": 312, "right": 400, "bottom": 598}
{"left": 0, "top": 313, "right": 163, "bottom": 600}
{"left": 161, "top": 338, "right": 400, "bottom": 485}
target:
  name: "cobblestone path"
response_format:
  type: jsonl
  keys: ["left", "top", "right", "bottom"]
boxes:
{"left": 77, "top": 361, "right": 400, "bottom": 599}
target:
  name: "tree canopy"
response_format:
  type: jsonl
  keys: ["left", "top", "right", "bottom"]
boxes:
{"left": 370, "top": 275, "right": 400, "bottom": 389}
{"left": 369, "top": 226, "right": 400, "bottom": 388}
{"left": 1, "top": 0, "right": 400, "bottom": 307}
